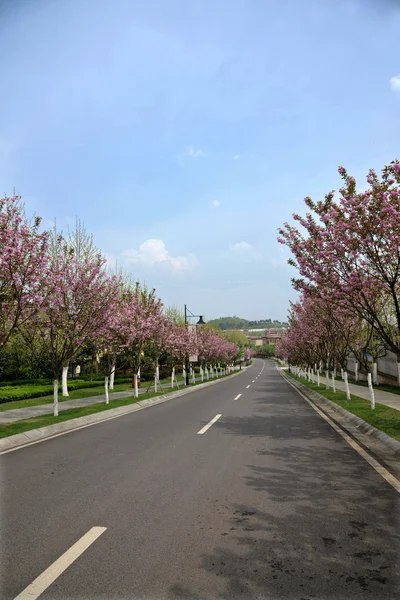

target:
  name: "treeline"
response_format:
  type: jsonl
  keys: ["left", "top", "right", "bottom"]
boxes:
{"left": 277, "top": 159, "right": 400, "bottom": 393}
{"left": 209, "top": 316, "right": 288, "bottom": 330}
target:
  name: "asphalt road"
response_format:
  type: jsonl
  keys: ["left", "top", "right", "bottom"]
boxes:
{"left": 1, "top": 359, "right": 399, "bottom": 600}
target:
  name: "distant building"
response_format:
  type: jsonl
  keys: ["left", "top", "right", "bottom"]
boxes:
{"left": 222, "top": 327, "right": 287, "bottom": 347}
{"left": 247, "top": 328, "right": 287, "bottom": 347}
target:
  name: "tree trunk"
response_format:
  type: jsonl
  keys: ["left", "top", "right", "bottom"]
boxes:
{"left": 331, "top": 372, "right": 336, "bottom": 393}
{"left": 367, "top": 373, "right": 375, "bottom": 410}
{"left": 105, "top": 376, "right": 109, "bottom": 404}
{"left": 53, "top": 379, "right": 59, "bottom": 416}
{"left": 344, "top": 372, "right": 351, "bottom": 401}
{"left": 109, "top": 365, "right": 115, "bottom": 390}
{"left": 325, "top": 370, "right": 330, "bottom": 389}
{"left": 317, "top": 371, "right": 320, "bottom": 387}
{"left": 134, "top": 374, "right": 139, "bottom": 398}
{"left": 397, "top": 358, "right": 400, "bottom": 386}
{"left": 372, "top": 362, "right": 379, "bottom": 386}
{"left": 62, "top": 364, "right": 69, "bottom": 397}
{"left": 355, "top": 361, "right": 358, "bottom": 382}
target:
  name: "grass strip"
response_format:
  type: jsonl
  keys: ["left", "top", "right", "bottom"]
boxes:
{"left": 287, "top": 372, "right": 400, "bottom": 442}
{"left": 0, "top": 391, "right": 163, "bottom": 438}
{"left": 0, "top": 372, "right": 235, "bottom": 439}
{"left": 0, "top": 375, "right": 186, "bottom": 411}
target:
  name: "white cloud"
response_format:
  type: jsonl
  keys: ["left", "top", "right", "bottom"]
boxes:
{"left": 178, "top": 146, "right": 205, "bottom": 166}
{"left": 123, "top": 239, "right": 198, "bottom": 272}
{"left": 229, "top": 241, "right": 262, "bottom": 260}
{"left": 390, "top": 74, "right": 400, "bottom": 92}
{"left": 211, "top": 199, "right": 221, "bottom": 208}
{"left": 233, "top": 154, "right": 242, "bottom": 160}
{"left": 185, "top": 146, "right": 205, "bottom": 158}
{"left": 230, "top": 241, "right": 253, "bottom": 251}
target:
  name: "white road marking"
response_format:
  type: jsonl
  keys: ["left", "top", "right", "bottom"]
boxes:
{"left": 234, "top": 394, "right": 242, "bottom": 401}
{"left": 282, "top": 374, "right": 400, "bottom": 494}
{"left": 13, "top": 527, "right": 107, "bottom": 600}
{"left": 197, "top": 414, "right": 222, "bottom": 435}
{"left": 246, "top": 385, "right": 250, "bottom": 389}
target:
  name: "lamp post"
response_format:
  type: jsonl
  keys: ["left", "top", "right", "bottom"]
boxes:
{"left": 184, "top": 304, "right": 205, "bottom": 386}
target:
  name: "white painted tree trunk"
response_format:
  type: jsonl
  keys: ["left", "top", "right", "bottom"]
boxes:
{"left": 62, "top": 365, "right": 69, "bottom": 397}
{"left": 355, "top": 362, "right": 358, "bottom": 382}
{"left": 325, "top": 371, "right": 330, "bottom": 389}
{"left": 171, "top": 367, "right": 175, "bottom": 388}
{"left": 331, "top": 372, "right": 336, "bottom": 393}
{"left": 344, "top": 372, "right": 351, "bottom": 401}
{"left": 398, "top": 362, "right": 400, "bottom": 385}
{"left": 372, "top": 362, "right": 379, "bottom": 386}
{"left": 134, "top": 374, "right": 139, "bottom": 398}
{"left": 367, "top": 373, "right": 375, "bottom": 410}
{"left": 317, "top": 371, "right": 320, "bottom": 387}
{"left": 53, "top": 379, "right": 59, "bottom": 416}
{"left": 109, "top": 365, "right": 115, "bottom": 390}
{"left": 200, "top": 366, "right": 204, "bottom": 382}
{"left": 333, "top": 364, "right": 337, "bottom": 379}
{"left": 206, "top": 367, "right": 209, "bottom": 380}
{"left": 340, "top": 368, "right": 344, "bottom": 380}
{"left": 105, "top": 376, "right": 109, "bottom": 404}
{"left": 155, "top": 363, "right": 160, "bottom": 392}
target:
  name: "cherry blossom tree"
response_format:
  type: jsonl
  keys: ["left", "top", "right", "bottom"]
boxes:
{"left": 21, "top": 231, "right": 120, "bottom": 415}
{"left": 278, "top": 159, "right": 400, "bottom": 382}
{"left": 0, "top": 193, "right": 50, "bottom": 351}
{"left": 127, "top": 283, "right": 164, "bottom": 397}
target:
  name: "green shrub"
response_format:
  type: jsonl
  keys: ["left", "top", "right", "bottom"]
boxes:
{"left": 0, "top": 377, "right": 133, "bottom": 404}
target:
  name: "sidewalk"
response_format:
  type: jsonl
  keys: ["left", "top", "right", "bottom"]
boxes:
{"left": 0, "top": 380, "right": 182, "bottom": 424}
{"left": 316, "top": 374, "right": 400, "bottom": 411}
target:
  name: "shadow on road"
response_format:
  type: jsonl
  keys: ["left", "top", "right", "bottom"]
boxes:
{"left": 168, "top": 398, "right": 400, "bottom": 599}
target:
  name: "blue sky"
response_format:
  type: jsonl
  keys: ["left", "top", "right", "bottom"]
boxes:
{"left": 1, "top": 0, "right": 399, "bottom": 321}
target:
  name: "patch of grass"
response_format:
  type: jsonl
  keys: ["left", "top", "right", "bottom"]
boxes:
{"left": 0, "top": 375, "right": 187, "bottom": 411}
{"left": 287, "top": 372, "right": 400, "bottom": 442}
{"left": 0, "top": 382, "right": 133, "bottom": 411}
{"left": 0, "top": 371, "right": 237, "bottom": 438}
{"left": 0, "top": 391, "right": 164, "bottom": 438}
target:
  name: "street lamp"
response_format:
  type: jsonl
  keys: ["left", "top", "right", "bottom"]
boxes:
{"left": 184, "top": 305, "right": 206, "bottom": 385}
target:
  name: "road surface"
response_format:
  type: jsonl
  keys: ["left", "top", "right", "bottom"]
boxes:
{"left": 1, "top": 359, "right": 399, "bottom": 599}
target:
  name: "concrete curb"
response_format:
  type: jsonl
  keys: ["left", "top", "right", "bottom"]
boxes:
{"left": 279, "top": 369, "right": 400, "bottom": 458}
{"left": 0, "top": 369, "right": 246, "bottom": 453}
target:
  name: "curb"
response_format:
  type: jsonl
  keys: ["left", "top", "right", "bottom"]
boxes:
{"left": 0, "top": 369, "right": 246, "bottom": 453}
{"left": 279, "top": 369, "right": 400, "bottom": 458}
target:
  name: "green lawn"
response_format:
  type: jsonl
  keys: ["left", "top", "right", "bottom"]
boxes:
{"left": 0, "top": 382, "right": 134, "bottom": 411}
{"left": 0, "top": 391, "right": 163, "bottom": 438}
{"left": 0, "top": 375, "right": 187, "bottom": 411}
{"left": 0, "top": 371, "right": 236, "bottom": 439}
{"left": 287, "top": 372, "right": 400, "bottom": 442}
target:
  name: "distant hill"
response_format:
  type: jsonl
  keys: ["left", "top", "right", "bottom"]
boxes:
{"left": 208, "top": 316, "right": 288, "bottom": 330}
